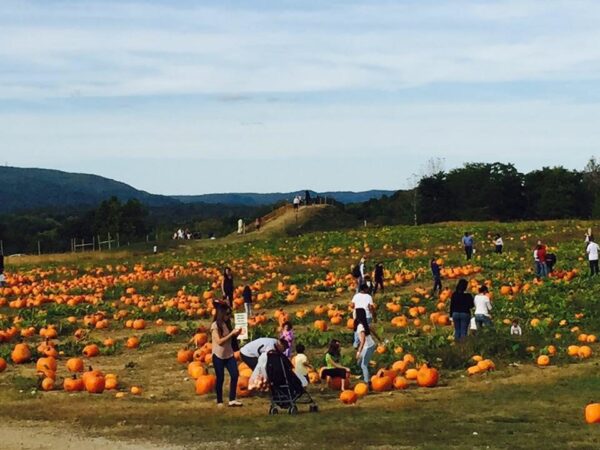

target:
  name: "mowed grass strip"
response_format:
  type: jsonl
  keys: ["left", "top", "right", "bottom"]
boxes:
{"left": 0, "top": 363, "right": 598, "bottom": 449}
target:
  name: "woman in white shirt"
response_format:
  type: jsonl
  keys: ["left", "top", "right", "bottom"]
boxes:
{"left": 354, "top": 308, "right": 381, "bottom": 384}
{"left": 473, "top": 285, "right": 493, "bottom": 329}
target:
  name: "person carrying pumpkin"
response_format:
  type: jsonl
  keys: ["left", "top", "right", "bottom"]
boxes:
{"left": 354, "top": 308, "right": 381, "bottom": 384}
{"left": 320, "top": 339, "right": 350, "bottom": 390}
{"left": 211, "top": 303, "right": 243, "bottom": 407}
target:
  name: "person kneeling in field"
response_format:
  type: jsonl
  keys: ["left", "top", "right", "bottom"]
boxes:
{"left": 240, "top": 337, "right": 288, "bottom": 370}
{"left": 320, "top": 339, "right": 350, "bottom": 390}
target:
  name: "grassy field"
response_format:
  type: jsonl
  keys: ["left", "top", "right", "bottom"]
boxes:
{"left": 0, "top": 219, "right": 599, "bottom": 448}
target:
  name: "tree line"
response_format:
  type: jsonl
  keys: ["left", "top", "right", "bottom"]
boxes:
{"left": 0, "top": 197, "right": 268, "bottom": 255}
{"left": 342, "top": 158, "right": 600, "bottom": 225}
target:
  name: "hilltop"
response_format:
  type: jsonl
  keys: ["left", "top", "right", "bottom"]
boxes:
{"left": 0, "top": 166, "right": 178, "bottom": 214}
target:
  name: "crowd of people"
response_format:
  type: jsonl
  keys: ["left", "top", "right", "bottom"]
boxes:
{"left": 204, "top": 228, "right": 597, "bottom": 407}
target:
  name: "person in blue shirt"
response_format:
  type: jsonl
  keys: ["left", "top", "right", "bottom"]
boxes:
{"left": 462, "top": 232, "right": 474, "bottom": 260}
{"left": 430, "top": 258, "right": 442, "bottom": 294}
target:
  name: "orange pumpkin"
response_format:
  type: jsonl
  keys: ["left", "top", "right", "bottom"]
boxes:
{"left": 370, "top": 373, "right": 393, "bottom": 392}
{"left": 0, "top": 357, "right": 6, "bottom": 373}
{"left": 66, "top": 357, "right": 84, "bottom": 373}
{"left": 84, "top": 373, "right": 105, "bottom": 394}
{"left": 393, "top": 376, "right": 409, "bottom": 390}
{"left": 195, "top": 374, "right": 216, "bottom": 395}
{"left": 41, "top": 377, "right": 55, "bottom": 391}
{"left": 82, "top": 344, "right": 100, "bottom": 358}
{"left": 177, "top": 349, "right": 194, "bottom": 364}
{"left": 187, "top": 361, "right": 206, "bottom": 379}
{"left": 537, "top": 355, "right": 550, "bottom": 366}
{"left": 340, "top": 389, "right": 358, "bottom": 404}
{"left": 236, "top": 376, "right": 251, "bottom": 398}
{"left": 585, "top": 403, "right": 600, "bottom": 424}
{"left": 64, "top": 375, "right": 85, "bottom": 392}
{"left": 354, "top": 382, "right": 369, "bottom": 398}
{"left": 416, "top": 366, "right": 439, "bottom": 388}
{"left": 11, "top": 343, "right": 31, "bottom": 364}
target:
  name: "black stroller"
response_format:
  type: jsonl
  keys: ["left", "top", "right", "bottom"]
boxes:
{"left": 266, "top": 351, "right": 318, "bottom": 415}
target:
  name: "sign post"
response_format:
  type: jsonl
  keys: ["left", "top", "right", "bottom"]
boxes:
{"left": 234, "top": 312, "right": 249, "bottom": 341}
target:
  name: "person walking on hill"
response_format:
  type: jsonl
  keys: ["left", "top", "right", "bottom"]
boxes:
{"left": 462, "top": 232, "right": 474, "bottom": 260}
{"left": 211, "top": 304, "right": 243, "bottom": 407}
{"left": 493, "top": 234, "right": 503, "bottom": 254}
{"left": 449, "top": 278, "right": 474, "bottom": 341}
{"left": 221, "top": 267, "right": 235, "bottom": 307}
{"left": 373, "top": 262, "right": 385, "bottom": 294}
{"left": 586, "top": 237, "right": 599, "bottom": 276}
{"left": 430, "top": 258, "right": 442, "bottom": 295}
{"left": 255, "top": 217, "right": 261, "bottom": 232}
{"left": 293, "top": 195, "right": 300, "bottom": 211}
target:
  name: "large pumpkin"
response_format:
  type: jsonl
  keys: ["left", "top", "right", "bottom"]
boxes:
{"left": 370, "top": 373, "right": 393, "bottom": 392}
{"left": 187, "top": 361, "right": 206, "bottom": 379}
{"left": 0, "top": 357, "right": 7, "bottom": 373}
{"left": 11, "top": 343, "right": 31, "bottom": 364}
{"left": 354, "top": 382, "right": 369, "bottom": 398}
{"left": 66, "top": 357, "right": 84, "bottom": 373}
{"left": 84, "top": 373, "right": 105, "bottom": 394}
{"left": 393, "top": 376, "right": 409, "bottom": 390}
{"left": 585, "top": 403, "right": 600, "bottom": 424}
{"left": 340, "top": 389, "right": 358, "bottom": 404}
{"left": 417, "top": 367, "right": 439, "bottom": 388}
{"left": 195, "top": 374, "right": 217, "bottom": 395}
{"left": 64, "top": 375, "right": 85, "bottom": 392}
{"left": 177, "top": 349, "right": 194, "bottom": 364}
{"left": 82, "top": 344, "right": 100, "bottom": 358}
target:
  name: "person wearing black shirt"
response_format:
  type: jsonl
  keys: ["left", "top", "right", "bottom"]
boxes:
{"left": 430, "top": 258, "right": 442, "bottom": 295}
{"left": 221, "top": 267, "right": 235, "bottom": 307}
{"left": 242, "top": 285, "right": 252, "bottom": 317}
{"left": 449, "top": 278, "right": 474, "bottom": 341}
{"left": 373, "top": 263, "right": 384, "bottom": 294}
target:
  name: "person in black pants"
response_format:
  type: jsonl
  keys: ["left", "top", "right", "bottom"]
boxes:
{"left": 462, "top": 232, "right": 474, "bottom": 260}
{"left": 431, "top": 258, "right": 442, "bottom": 295}
{"left": 373, "top": 263, "right": 384, "bottom": 294}
{"left": 449, "top": 279, "right": 474, "bottom": 341}
{"left": 0, "top": 253, "right": 4, "bottom": 287}
{"left": 221, "top": 267, "right": 234, "bottom": 307}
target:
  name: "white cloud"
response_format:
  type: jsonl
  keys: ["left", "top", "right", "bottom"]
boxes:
{"left": 1, "top": 0, "right": 600, "bottom": 99}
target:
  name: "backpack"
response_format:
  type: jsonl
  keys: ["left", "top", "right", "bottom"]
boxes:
{"left": 351, "top": 264, "right": 361, "bottom": 278}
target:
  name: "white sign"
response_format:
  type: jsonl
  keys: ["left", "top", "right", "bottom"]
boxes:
{"left": 234, "top": 312, "right": 249, "bottom": 341}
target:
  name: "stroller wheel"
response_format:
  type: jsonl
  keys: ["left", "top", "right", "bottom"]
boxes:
{"left": 288, "top": 405, "right": 298, "bottom": 415}
{"left": 269, "top": 406, "right": 279, "bottom": 415}
{"left": 309, "top": 404, "right": 319, "bottom": 413}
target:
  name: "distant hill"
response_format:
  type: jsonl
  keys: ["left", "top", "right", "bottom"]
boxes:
{"left": 173, "top": 190, "right": 396, "bottom": 206}
{"left": 0, "top": 166, "right": 178, "bottom": 214}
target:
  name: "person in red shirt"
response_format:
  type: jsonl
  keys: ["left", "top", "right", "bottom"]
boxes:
{"left": 535, "top": 240, "right": 548, "bottom": 278}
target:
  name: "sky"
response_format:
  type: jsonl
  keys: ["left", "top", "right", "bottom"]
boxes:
{"left": 1, "top": 0, "right": 599, "bottom": 195}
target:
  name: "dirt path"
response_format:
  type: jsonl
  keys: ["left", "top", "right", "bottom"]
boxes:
{"left": 0, "top": 421, "right": 186, "bottom": 450}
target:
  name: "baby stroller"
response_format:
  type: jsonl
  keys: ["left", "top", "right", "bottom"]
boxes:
{"left": 266, "top": 351, "right": 318, "bottom": 415}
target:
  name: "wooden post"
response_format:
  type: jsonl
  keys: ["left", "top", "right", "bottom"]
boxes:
{"left": 37, "top": 241, "right": 41, "bottom": 255}
{"left": 92, "top": 236, "right": 95, "bottom": 251}
{"left": 108, "top": 233, "right": 111, "bottom": 250}
{"left": 0, "top": 240, "right": 3, "bottom": 255}
{"left": 116, "top": 232, "right": 120, "bottom": 248}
